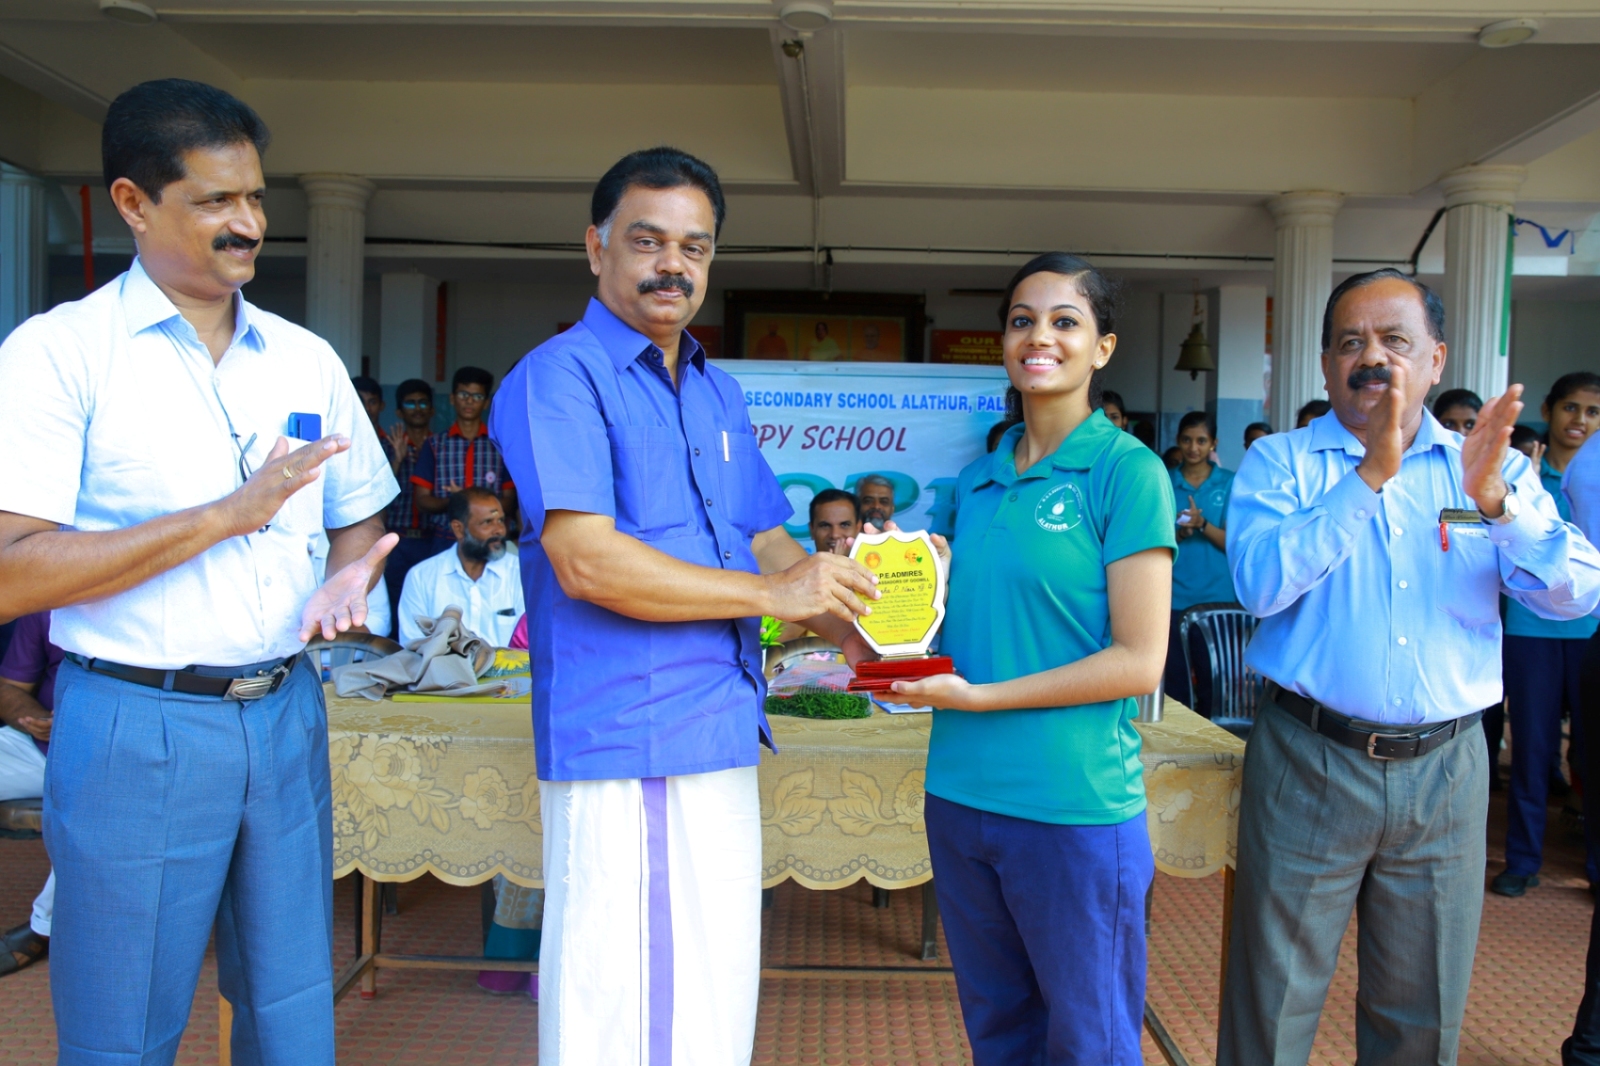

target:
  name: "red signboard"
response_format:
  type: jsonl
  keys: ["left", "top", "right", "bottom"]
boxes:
{"left": 930, "top": 330, "right": 1003, "bottom": 365}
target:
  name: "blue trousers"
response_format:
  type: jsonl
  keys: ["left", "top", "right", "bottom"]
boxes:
{"left": 44, "top": 657, "right": 335, "bottom": 1066}
{"left": 926, "top": 793, "right": 1152, "bottom": 1066}
{"left": 1503, "top": 634, "right": 1593, "bottom": 880}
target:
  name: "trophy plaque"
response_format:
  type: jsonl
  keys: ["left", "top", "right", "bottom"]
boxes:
{"left": 845, "top": 529, "right": 956, "bottom": 693}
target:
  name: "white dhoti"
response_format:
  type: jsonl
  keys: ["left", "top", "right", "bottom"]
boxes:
{"left": 539, "top": 765, "right": 761, "bottom": 1066}
{"left": 0, "top": 724, "right": 53, "bottom": 935}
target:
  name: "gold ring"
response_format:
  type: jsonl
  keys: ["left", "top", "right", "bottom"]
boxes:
{"left": 282, "top": 466, "right": 295, "bottom": 480}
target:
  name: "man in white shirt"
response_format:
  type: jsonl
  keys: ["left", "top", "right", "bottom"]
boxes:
{"left": 399, "top": 487, "right": 524, "bottom": 646}
{"left": 0, "top": 80, "right": 397, "bottom": 1065}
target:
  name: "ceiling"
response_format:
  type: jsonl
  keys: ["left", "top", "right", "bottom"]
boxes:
{"left": 846, "top": 31, "right": 1481, "bottom": 98}
{"left": 167, "top": 23, "right": 778, "bottom": 84}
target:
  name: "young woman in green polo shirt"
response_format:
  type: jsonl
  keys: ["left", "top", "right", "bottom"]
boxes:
{"left": 878, "top": 252, "right": 1175, "bottom": 1065}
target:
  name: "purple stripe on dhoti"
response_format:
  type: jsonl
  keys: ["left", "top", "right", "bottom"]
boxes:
{"left": 643, "top": 776, "right": 673, "bottom": 1066}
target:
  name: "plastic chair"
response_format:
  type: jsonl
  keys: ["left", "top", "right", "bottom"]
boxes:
{"left": 305, "top": 631, "right": 403, "bottom": 680}
{"left": 1179, "top": 603, "right": 1264, "bottom": 738}
{"left": 0, "top": 797, "right": 42, "bottom": 840}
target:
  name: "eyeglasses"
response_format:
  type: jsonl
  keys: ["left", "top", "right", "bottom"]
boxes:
{"left": 454, "top": 390, "right": 487, "bottom": 402}
{"left": 400, "top": 400, "right": 431, "bottom": 410}
{"left": 212, "top": 381, "right": 271, "bottom": 534}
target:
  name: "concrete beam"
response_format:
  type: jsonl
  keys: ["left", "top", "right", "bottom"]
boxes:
{"left": 1413, "top": 44, "right": 1600, "bottom": 188}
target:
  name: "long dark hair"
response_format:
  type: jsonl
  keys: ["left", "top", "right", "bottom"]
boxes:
{"left": 997, "top": 252, "right": 1121, "bottom": 409}
{"left": 1545, "top": 372, "right": 1600, "bottom": 413}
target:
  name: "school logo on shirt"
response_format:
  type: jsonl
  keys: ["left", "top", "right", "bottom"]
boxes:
{"left": 1035, "top": 482, "right": 1086, "bottom": 533}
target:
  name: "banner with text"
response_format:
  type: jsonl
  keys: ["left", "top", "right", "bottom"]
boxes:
{"left": 719, "top": 360, "right": 1010, "bottom": 546}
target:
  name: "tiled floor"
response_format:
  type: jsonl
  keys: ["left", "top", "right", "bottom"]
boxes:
{"left": 1, "top": 789, "right": 1593, "bottom": 1065}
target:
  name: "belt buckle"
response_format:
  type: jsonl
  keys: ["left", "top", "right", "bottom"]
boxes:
{"left": 1366, "top": 732, "right": 1397, "bottom": 760}
{"left": 224, "top": 662, "right": 291, "bottom": 701}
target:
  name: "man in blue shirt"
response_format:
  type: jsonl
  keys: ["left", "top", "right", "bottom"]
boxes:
{"left": 490, "top": 147, "right": 876, "bottom": 1066}
{"left": 1218, "top": 269, "right": 1600, "bottom": 1066}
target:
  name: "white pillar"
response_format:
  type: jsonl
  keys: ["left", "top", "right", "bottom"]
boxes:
{"left": 1267, "top": 191, "right": 1343, "bottom": 433}
{"left": 0, "top": 163, "right": 48, "bottom": 341}
{"left": 1214, "top": 284, "right": 1269, "bottom": 469}
{"left": 378, "top": 272, "right": 438, "bottom": 385}
{"left": 300, "top": 174, "right": 374, "bottom": 372}
{"left": 1440, "top": 164, "right": 1524, "bottom": 401}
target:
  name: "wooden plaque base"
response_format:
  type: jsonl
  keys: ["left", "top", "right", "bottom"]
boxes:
{"left": 847, "top": 655, "right": 956, "bottom": 693}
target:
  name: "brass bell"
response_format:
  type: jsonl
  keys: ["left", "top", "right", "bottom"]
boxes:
{"left": 1174, "top": 321, "right": 1215, "bottom": 380}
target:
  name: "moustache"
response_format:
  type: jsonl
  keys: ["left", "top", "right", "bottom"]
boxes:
{"left": 213, "top": 233, "right": 261, "bottom": 252}
{"left": 1348, "top": 365, "right": 1392, "bottom": 390}
{"left": 638, "top": 275, "right": 694, "bottom": 299}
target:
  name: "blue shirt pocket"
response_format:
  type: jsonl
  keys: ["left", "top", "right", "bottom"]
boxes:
{"left": 608, "top": 424, "right": 697, "bottom": 540}
{"left": 719, "top": 430, "right": 769, "bottom": 537}
{"left": 1438, "top": 525, "right": 1502, "bottom": 629}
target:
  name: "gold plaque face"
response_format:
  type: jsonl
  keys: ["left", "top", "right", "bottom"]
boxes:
{"left": 848, "top": 529, "right": 947, "bottom": 658}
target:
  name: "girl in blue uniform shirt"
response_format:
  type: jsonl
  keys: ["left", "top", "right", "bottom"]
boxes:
{"left": 1493, "top": 371, "right": 1600, "bottom": 898}
{"left": 877, "top": 253, "right": 1175, "bottom": 1065}
{"left": 1163, "top": 410, "right": 1236, "bottom": 718}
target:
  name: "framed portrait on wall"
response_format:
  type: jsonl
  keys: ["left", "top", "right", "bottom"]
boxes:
{"left": 722, "top": 291, "right": 927, "bottom": 362}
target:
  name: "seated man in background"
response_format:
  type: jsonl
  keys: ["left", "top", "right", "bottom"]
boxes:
{"left": 398, "top": 488, "right": 523, "bottom": 646}
{"left": 808, "top": 489, "right": 860, "bottom": 555}
{"left": 856, "top": 474, "right": 897, "bottom": 527}
{"left": 0, "top": 611, "right": 62, "bottom": 977}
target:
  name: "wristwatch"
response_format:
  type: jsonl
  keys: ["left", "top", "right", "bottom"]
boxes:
{"left": 1485, "top": 485, "right": 1521, "bottom": 525}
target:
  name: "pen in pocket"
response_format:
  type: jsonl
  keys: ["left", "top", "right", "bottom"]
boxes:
{"left": 722, "top": 430, "right": 730, "bottom": 462}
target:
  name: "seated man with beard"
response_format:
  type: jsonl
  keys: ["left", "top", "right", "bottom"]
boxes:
{"left": 398, "top": 487, "right": 523, "bottom": 646}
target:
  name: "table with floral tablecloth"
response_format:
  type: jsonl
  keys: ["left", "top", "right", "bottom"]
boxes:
{"left": 325, "top": 690, "right": 1242, "bottom": 890}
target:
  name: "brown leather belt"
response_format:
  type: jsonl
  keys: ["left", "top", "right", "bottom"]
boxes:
{"left": 1265, "top": 682, "right": 1482, "bottom": 761}
{"left": 65, "top": 653, "right": 298, "bottom": 701}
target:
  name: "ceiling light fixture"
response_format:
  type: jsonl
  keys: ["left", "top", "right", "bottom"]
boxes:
{"left": 779, "top": 1, "right": 833, "bottom": 31}
{"left": 99, "top": 0, "right": 158, "bottom": 24}
{"left": 1477, "top": 18, "right": 1538, "bottom": 48}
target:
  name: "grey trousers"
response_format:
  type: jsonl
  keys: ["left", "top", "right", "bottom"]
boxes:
{"left": 1217, "top": 699, "right": 1487, "bottom": 1066}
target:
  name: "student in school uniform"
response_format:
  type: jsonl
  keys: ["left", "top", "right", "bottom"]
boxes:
{"left": 1492, "top": 371, "right": 1600, "bottom": 897}
{"left": 877, "top": 252, "right": 1174, "bottom": 1066}
{"left": 1164, "top": 410, "right": 1236, "bottom": 718}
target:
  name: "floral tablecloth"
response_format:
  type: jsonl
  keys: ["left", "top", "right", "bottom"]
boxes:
{"left": 327, "top": 691, "right": 1242, "bottom": 889}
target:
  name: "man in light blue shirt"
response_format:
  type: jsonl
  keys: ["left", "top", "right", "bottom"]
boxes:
{"left": 0, "top": 81, "right": 397, "bottom": 1066}
{"left": 1218, "top": 269, "right": 1600, "bottom": 1066}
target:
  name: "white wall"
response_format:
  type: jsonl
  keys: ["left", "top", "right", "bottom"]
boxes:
{"left": 1509, "top": 300, "right": 1600, "bottom": 422}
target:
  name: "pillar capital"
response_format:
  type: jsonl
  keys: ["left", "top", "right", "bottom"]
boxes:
{"left": 298, "top": 174, "right": 375, "bottom": 211}
{"left": 1439, "top": 165, "right": 1525, "bottom": 209}
{"left": 1267, "top": 191, "right": 1344, "bottom": 229}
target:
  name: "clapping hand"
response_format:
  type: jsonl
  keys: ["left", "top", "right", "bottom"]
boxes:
{"left": 222, "top": 435, "right": 350, "bottom": 537}
{"left": 386, "top": 422, "right": 410, "bottom": 457}
{"left": 1178, "top": 496, "right": 1205, "bottom": 538}
{"left": 1462, "top": 385, "right": 1524, "bottom": 519}
{"left": 297, "top": 532, "right": 399, "bottom": 641}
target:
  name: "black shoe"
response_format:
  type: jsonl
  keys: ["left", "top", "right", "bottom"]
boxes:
{"left": 1490, "top": 870, "right": 1540, "bottom": 898}
{"left": 0, "top": 922, "right": 47, "bottom": 977}
{"left": 1552, "top": 776, "right": 1574, "bottom": 801}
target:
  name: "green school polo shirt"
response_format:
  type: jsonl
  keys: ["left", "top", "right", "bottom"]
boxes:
{"left": 1169, "top": 463, "right": 1237, "bottom": 611}
{"left": 929, "top": 411, "right": 1177, "bottom": 825}
{"left": 1504, "top": 456, "right": 1600, "bottom": 640}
